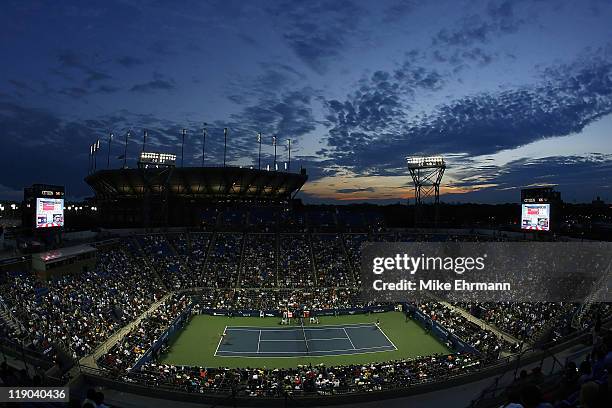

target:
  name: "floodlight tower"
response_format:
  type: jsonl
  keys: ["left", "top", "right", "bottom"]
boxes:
{"left": 406, "top": 156, "right": 446, "bottom": 226}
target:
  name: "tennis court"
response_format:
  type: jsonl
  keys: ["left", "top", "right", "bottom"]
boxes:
{"left": 215, "top": 322, "right": 397, "bottom": 357}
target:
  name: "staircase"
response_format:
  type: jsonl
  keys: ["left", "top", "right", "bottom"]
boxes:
{"left": 235, "top": 233, "right": 247, "bottom": 288}
{"left": 200, "top": 232, "right": 217, "bottom": 286}
{"left": 275, "top": 232, "right": 280, "bottom": 287}
{"left": 130, "top": 236, "right": 169, "bottom": 291}
{"left": 0, "top": 308, "right": 22, "bottom": 335}
{"left": 306, "top": 232, "right": 318, "bottom": 286}
{"left": 338, "top": 233, "right": 359, "bottom": 284}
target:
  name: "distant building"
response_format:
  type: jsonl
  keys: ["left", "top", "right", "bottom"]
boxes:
{"left": 592, "top": 196, "right": 605, "bottom": 207}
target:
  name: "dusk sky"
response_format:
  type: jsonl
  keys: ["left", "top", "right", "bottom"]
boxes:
{"left": 1, "top": 0, "right": 611, "bottom": 203}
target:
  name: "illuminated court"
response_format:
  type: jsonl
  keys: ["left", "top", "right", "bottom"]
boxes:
{"left": 214, "top": 323, "right": 397, "bottom": 358}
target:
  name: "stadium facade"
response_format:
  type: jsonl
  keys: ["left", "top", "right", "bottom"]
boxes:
{"left": 85, "top": 166, "right": 307, "bottom": 227}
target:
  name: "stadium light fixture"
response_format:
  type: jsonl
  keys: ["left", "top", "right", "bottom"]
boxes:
{"left": 406, "top": 155, "right": 446, "bottom": 226}
{"left": 406, "top": 156, "right": 445, "bottom": 168}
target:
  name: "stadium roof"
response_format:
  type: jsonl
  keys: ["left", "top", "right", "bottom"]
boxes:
{"left": 85, "top": 166, "right": 308, "bottom": 202}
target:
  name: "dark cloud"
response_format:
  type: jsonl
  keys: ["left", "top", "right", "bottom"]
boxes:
{"left": 336, "top": 187, "right": 375, "bottom": 194}
{"left": 322, "top": 62, "right": 444, "bottom": 161}
{"left": 224, "top": 87, "right": 319, "bottom": 163}
{"left": 429, "top": 1, "right": 524, "bottom": 68}
{"left": 323, "top": 55, "right": 612, "bottom": 175}
{"left": 116, "top": 56, "right": 144, "bottom": 68}
{"left": 433, "top": 47, "right": 496, "bottom": 68}
{"left": 84, "top": 70, "right": 112, "bottom": 86}
{"left": 148, "top": 41, "right": 177, "bottom": 57}
{"left": 447, "top": 154, "right": 612, "bottom": 202}
{"left": 55, "top": 50, "right": 113, "bottom": 89}
{"left": 130, "top": 78, "right": 175, "bottom": 93}
{"left": 58, "top": 50, "right": 84, "bottom": 69}
{"left": 8, "top": 79, "right": 35, "bottom": 92}
{"left": 59, "top": 87, "right": 89, "bottom": 98}
{"left": 95, "top": 85, "right": 120, "bottom": 94}
{"left": 434, "top": 15, "right": 494, "bottom": 47}
{"left": 0, "top": 102, "right": 103, "bottom": 198}
{"left": 225, "top": 62, "right": 308, "bottom": 106}
{"left": 382, "top": 0, "right": 418, "bottom": 23}
{"left": 269, "top": 0, "right": 364, "bottom": 73}
{"left": 434, "top": 1, "right": 523, "bottom": 47}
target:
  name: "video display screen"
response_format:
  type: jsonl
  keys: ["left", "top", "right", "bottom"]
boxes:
{"left": 36, "top": 198, "right": 64, "bottom": 228}
{"left": 521, "top": 203, "right": 550, "bottom": 231}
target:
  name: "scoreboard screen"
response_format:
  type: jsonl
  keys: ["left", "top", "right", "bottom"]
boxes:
{"left": 521, "top": 203, "right": 550, "bottom": 231}
{"left": 36, "top": 198, "right": 64, "bottom": 228}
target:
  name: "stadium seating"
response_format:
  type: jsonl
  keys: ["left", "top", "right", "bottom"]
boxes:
{"left": 0, "top": 228, "right": 609, "bottom": 403}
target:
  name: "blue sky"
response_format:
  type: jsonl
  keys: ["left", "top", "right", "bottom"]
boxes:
{"left": 1, "top": 0, "right": 611, "bottom": 203}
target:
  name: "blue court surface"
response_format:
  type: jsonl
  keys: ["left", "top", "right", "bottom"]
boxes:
{"left": 215, "top": 323, "right": 398, "bottom": 357}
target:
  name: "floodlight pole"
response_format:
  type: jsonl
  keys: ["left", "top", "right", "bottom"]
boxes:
{"left": 181, "top": 128, "right": 186, "bottom": 167}
{"left": 202, "top": 123, "right": 207, "bottom": 166}
{"left": 273, "top": 135, "right": 277, "bottom": 171}
{"left": 287, "top": 139, "right": 291, "bottom": 172}
{"left": 123, "top": 130, "right": 130, "bottom": 168}
{"left": 142, "top": 129, "right": 147, "bottom": 153}
{"left": 223, "top": 127, "right": 228, "bottom": 167}
{"left": 407, "top": 156, "right": 446, "bottom": 227}
{"left": 257, "top": 132, "right": 262, "bottom": 170}
{"left": 107, "top": 132, "right": 113, "bottom": 169}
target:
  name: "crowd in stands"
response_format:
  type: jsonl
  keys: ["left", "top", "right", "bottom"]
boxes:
{"left": 499, "top": 329, "right": 612, "bottom": 408}
{"left": 240, "top": 234, "right": 277, "bottom": 287}
{"left": 311, "top": 234, "right": 354, "bottom": 287}
{"left": 0, "top": 228, "right": 609, "bottom": 403}
{"left": 193, "top": 288, "right": 362, "bottom": 312}
{"left": 98, "top": 293, "right": 190, "bottom": 372}
{"left": 279, "top": 234, "right": 314, "bottom": 288}
{"left": 458, "top": 302, "right": 569, "bottom": 342}
{"left": 207, "top": 233, "right": 243, "bottom": 288}
{"left": 343, "top": 234, "right": 368, "bottom": 273}
{"left": 0, "top": 244, "right": 163, "bottom": 358}
{"left": 134, "top": 352, "right": 482, "bottom": 396}
{"left": 415, "top": 301, "right": 519, "bottom": 358}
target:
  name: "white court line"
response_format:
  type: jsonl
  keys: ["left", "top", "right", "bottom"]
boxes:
{"left": 225, "top": 325, "right": 374, "bottom": 333}
{"left": 378, "top": 327, "right": 398, "bottom": 351}
{"left": 224, "top": 323, "right": 377, "bottom": 331}
{"left": 259, "top": 337, "right": 349, "bottom": 342}
{"left": 342, "top": 327, "right": 357, "bottom": 350}
{"left": 213, "top": 347, "right": 397, "bottom": 359}
{"left": 216, "top": 345, "right": 395, "bottom": 355}
{"left": 218, "top": 323, "right": 396, "bottom": 357}
{"left": 372, "top": 325, "right": 398, "bottom": 351}
{"left": 213, "top": 326, "right": 227, "bottom": 357}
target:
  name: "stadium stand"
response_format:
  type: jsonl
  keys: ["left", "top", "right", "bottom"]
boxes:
{"left": 0, "top": 227, "right": 610, "bottom": 406}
